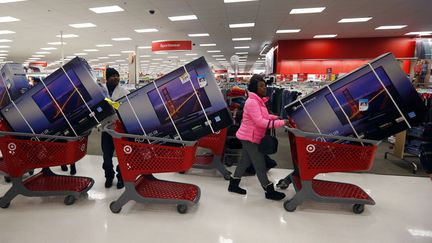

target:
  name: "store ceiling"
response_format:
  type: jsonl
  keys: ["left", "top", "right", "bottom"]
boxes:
{"left": 0, "top": 0, "right": 431, "bottom": 74}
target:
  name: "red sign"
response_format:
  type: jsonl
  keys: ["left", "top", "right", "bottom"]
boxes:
{"left": 214, "top": 69, "right": 228, "bottom": 74}
{"left": 152, "top": 40, "right": 192, "bottom": 52}
{"left": 29, "top": 61, "right": 47, "bottom": 67}
{"left": 297, "top": 73, "right": 307, "bottom": 82}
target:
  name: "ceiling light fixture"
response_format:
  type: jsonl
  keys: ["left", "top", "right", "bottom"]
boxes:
{"left": 224, "top": 0, "right": 258, "bottom": 3}
{"left": 229, "top": 23, "right": 255, "bottom": 28}
{"left": 168, "top": 15, "right": 198, "bottom": 21}
{"left": 41, "top": 47, "right": 57, "bottom": 50}
{"left": 0, "top": 39, "right": 12, "bottom": 42}
{"left": 207, "top": 50, "right": 221, "bottom": 53}
{"left": 121, "top": 50, "right": 135, "bottom": 53}
{"left": 84, "top": 49, "right": 99, "bottom": 52}
{"left": 96, "top": 44, "right": 112, "bottom": 47}
{"left": 290, "top": 7, "right": 325, "bottom": 14}
{"left": 188, "top": 33, "right": 209, "bottom": 37}
{"left": 235, "top": 52, "right": 248, "bottom": 55}
{"left": 375, "top": 25, "right": 407, "bottom": 30}
{"left": 200, "top": 43, "right": 216, "bottom": 46}
{"left": 185, "top": 53, "right": 198, "bottom": 56}
{"left": 405, "top": 31, "right": 432, "bottom": 36}
{"left": 89, "top": 5, "right": 124, "bottom": 14}
{"left": 69, "top": 23, "right": 97, "bottom": 28}
{"left": 108, "top": 54, "right": 121, "bottom": 57}
{"left": 138, "top": 46, "right": 151, "bottom": 49}
{"left": 0, "top": 30, "right": 15, "bottom": 34}
{"left": 0, "top": 16, "right": 20, "bottom": 22}
{"left": 0, "top": 0, "right": 26, "bottom": 3}
{"left": 56, "top": 34, "right": 78, "bottom": 38}
{"left": 338, "top": 17, "right": 372, "bottom": 23}
{"left": 74, "top": 53, "right": 87, "bottom": 56}
{"left": 134, "top": 28, "right": 159, "bottom": 33}
{"left": 232, "top": 37, "right": 252, "bottom": 41}
{"left": 313, "top": 34, "right": 337, "bottom": 38}
{"left": 140, "top": 55, "right": 151, "bottom": 58}
{"left": 112, "top": 37, "right": 132, "bottom": 41}
{"left": 47, "top": 42, "right": 66, "bottom": 45}
{"left": 212, "top": 55, "right": 224, "bottom": 57}
{"left": 276, "top": 29, "right": 301, "bottom": 33}
{"left": 234, "top": 46, "right": 250, "bottom": 49}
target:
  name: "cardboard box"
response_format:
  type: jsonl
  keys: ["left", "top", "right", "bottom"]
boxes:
{"left": 285, "top": 53, "right": 426, "bottom": 141}
{"left": 0, "top": 63, "right": 30, "bottom": 109}
{"left": 0, "top": 57, "right": 114, "bottom": 136}
{"left": 116, "top": 56, "right": 233, "bottom": 141}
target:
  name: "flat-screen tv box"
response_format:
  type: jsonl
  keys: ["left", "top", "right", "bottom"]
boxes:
{"left": 285, "top": 53, "right": 426, "bottom": 141}
{"left": 0, "top": 57, "right": 114, "bottom": 137}
{"left": 116, "top": 56, "right": 233, "bottom": 141}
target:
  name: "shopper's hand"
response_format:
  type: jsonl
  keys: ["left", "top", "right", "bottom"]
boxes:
{"left": 285, "top": 117, "right": 296, "bottom": 128}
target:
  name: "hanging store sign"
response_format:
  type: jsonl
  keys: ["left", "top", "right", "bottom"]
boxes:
{"left": 152, "top": 40, "right": 192, "bottom": 52}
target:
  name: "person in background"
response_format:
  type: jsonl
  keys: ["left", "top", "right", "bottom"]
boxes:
{"left": 228, "top": 74, "right": 289, "bottom": 201}
{"left": 101, "top": 68, "right": 129, "bottom": 189}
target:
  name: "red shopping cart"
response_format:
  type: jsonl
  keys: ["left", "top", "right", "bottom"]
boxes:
{"left": 0, "top": 120, "right": 94, "bottom": 208}
{"left": 277, "top": 127, "right": 379, "bottom": 214}
{"left": 105, "top": 121, "right": 200, "bottom": 214}
{"left": 188, "top": 128, "right": 231, "bottom": 180}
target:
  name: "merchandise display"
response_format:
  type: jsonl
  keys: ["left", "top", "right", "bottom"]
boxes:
{"left": 0, "top": 63, "right": 30, "bottom": 109}
{"left": 116, "top": 56, "right": 233, "bottom": 141}
{"left": 285, "top": 53, "right": 427, "bottom": 141}
{"left": 0, "top": 57, "right": 114, "bottom": 137}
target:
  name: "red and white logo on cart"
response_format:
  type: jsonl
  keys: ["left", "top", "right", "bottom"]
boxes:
{"left": 8, "top": 143, "right": 16, "bottom": 151}
{"left": 306, "top": 144, "right": 316, "bottom": 153}
{"left": 123, "top": 145, "right": 133, "bottom": 154}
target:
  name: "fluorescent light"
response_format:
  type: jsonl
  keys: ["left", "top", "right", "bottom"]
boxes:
{"left": 116, "top": 59, "right": 125, "bottom": 62}
{"left": 375, "top": 25, "right": 407, "bottom": 30}
{"left": 290, "top": 7, "right": 325, "bottom": 14}
{"left": 121, "top": 50, "right": 134, "bottom": 53}
{"left": 276, "top": 29, "right": 301, "bottom": 33}
{"left": 224, "top": 0, "right": 258, "bottom": 3}
{"left": 0, "top": 0, "right": 26, "bottom": 3}
{"left": 0, "top": 39, "right": 12, "bottom": 42}
{"left": 185, "top": 53, "right": 198, "bottom": 56}
{"left": 0, "top": 50, "right": 8, "bottom": 52}
{"left": 232, "top": 37, "right": 252, "bottom": 41}
{"left": 96, "top": 44, "right": 112, "bottom": 47}
{"left": 0, "top": 16, "right": 20, "bottom": 22}
{"left": 207, "top": 50, "right": 221, "bottom": 53}
{"left": 234, "top": 46, "right": 250, "bottom": 49}
{"left": 112, "top": 37, "right": 131, "bottom": 41}
{"left": 152, "top": 58, "right": 163, "bottom": 61}
{"left": 108, "top": 54, "right": 121, "bottom": 57}
{"left": 89, "top": 5, "right": 124, "bottom": 14}
{"left": 212, "top": 55, "right": 224, "bottom": 57}
{"left": 41, "top": 47, "right": 57, "bottom": 50}
{"left": 28, "top": 57, "right": 40, "bottom": 60}
{"left": 69, "top": 23, "right": 97, "bottom": 28}
{"left": 56, "top": 34, "right": 78, "bottom": 38}
{"left": 47, "top": 42, "right": 66, "bottom": 45}
{"left": 0, "top": 53, "right": 8, "bottom": 56}
{"left": 314, "top": 34, "right": 337, "bottom": 38}
{"left": 405, "top": 31, "right": 432, "bottom": 35}
{"left": 32, "top": 54, "right": 45, "bottom": 57}
{"left": 98, "top": 57, "right": 109, "bottom": 59}
{"left": 229, "top": 23, "right": 255, "bottom": 28}
{"left": 135, "top": 28, "right": 158, "bottom": 33}
{"left": 200, "top": 43, "right": 216, "bottom": 46}
{"left": 140, "top": 55, "right": 151, "bottom": 58}
{"left": 188, "top": 33, "right": 209, "bottom": 37}
{"left": 138, "top": 46, "right": 151, "bottom": 49}
{"left": 0, "top": 30, "right": 15, "bottom": 34}
{"left": 338, "top": 17, "right": 372, "bottom": 23}
{"left": 168, "top": 15, "right": 197, "bottom": 21}
{"left": 168, "top": 56, "right": 179, "bottom": 58}
{"left": 155, "top": 51, "right": 168, "bottom": 55}
{"left": 216, "top": 58, "right": 226, "bottom": 61}
{"left": 235, "top": 52, "right": 248, "bottom": 55}
{"left": 74, "top": 53, "right": 87, "bottom": 56}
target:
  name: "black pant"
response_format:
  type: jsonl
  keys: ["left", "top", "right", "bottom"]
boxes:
{"left": 101, "top": 132, "right": 122, "bottom": 181}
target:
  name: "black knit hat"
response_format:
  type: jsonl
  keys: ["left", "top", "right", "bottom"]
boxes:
{"left": 247, "top": 74, "right": 266, "bottom": 94}
{"left": 105, "top": 68, "right": 119, "bottom": 80}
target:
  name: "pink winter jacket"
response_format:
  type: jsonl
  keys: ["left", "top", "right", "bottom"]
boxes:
{"left": 236, "top": 92, "right": 285, "bottom": 144}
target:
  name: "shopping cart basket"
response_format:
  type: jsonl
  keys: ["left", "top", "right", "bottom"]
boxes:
{"left": 186, "top": 128, "right": 231, "bottom": 180}
{"left": 0, "top": 121, "right": 94, "bottom": 208}
{"left": 105, "top": 121, "right": 200, "bottom": 214}
{"left": 277, "top": 127, "right": 379, "bottom": 214}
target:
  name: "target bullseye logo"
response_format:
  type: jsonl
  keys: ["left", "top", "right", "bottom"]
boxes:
{"left": 123, "top": 145, "right": 132, "bottom": 154}
{"left": 8, "top": 143, "right": 16, "bottom": 151}
{"left": 306, "top": 144, "right": 316, "bottom": 153}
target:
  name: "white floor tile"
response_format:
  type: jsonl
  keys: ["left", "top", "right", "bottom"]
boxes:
{"left": 0, "top": 155, "right": 431, "bottom": 243}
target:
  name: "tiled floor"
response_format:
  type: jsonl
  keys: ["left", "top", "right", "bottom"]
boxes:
{"left": 0, "top": 155, "right": 431, "bottom": 243}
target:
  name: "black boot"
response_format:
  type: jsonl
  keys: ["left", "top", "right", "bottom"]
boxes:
{"left": 264, "top": 183, "right": 285, "bottom": 201}
{"left": 228, "top": 177, "right": 246, "bottom": 195}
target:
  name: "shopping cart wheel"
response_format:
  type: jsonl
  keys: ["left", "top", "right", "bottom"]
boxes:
{"left": 0, "top": 198, "right": 10, "bottom": 209}
{"left": 283, "top": 200, "right": 297, "bottom": 212}
{"left": 110, "top": 202, "right": 122, "bottom": 214}
{"left": 4, "top": 176, "right": 11, "bottom": 183}
{"left": 177, "top": 204, "right": 188, "bottom": 214}
{"left": 277, "top": 178, "right": 291, "bottom": 190}
{"left": 64, "top": 195, "right": 76, "bottom": 205}
{"left": 352, "top": 204, "right": 364, "bottom": 214}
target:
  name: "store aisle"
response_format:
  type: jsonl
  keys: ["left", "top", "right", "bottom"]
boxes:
{"left": 0, "top": 155, "right": 431, "bottom": 243}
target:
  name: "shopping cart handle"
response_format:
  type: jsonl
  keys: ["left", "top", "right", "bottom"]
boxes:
{"left": 103, "top": 123, "right": 196, "bottom": 146}
{"left": 284, "top": 126, "right": 381, "bottom": 145}
{"left": 0, "top": 130, "right": 88, "bottom": 141}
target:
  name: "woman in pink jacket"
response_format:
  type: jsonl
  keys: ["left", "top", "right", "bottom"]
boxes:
{"left": 228, "top": 75, "right": 288, "bottom": 200}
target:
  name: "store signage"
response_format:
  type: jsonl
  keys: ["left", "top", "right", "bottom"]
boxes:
{"left": 297, "top": 73, "right": 307, "bottom": 82}
{"left": 214, "top": 70, "right": 228, "bottom": 74}
{"left": 152, "top": 40, "right": 192, "bottom": 52}
{"left": 29, "top": 61, "right": 48, "bottom": 67}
